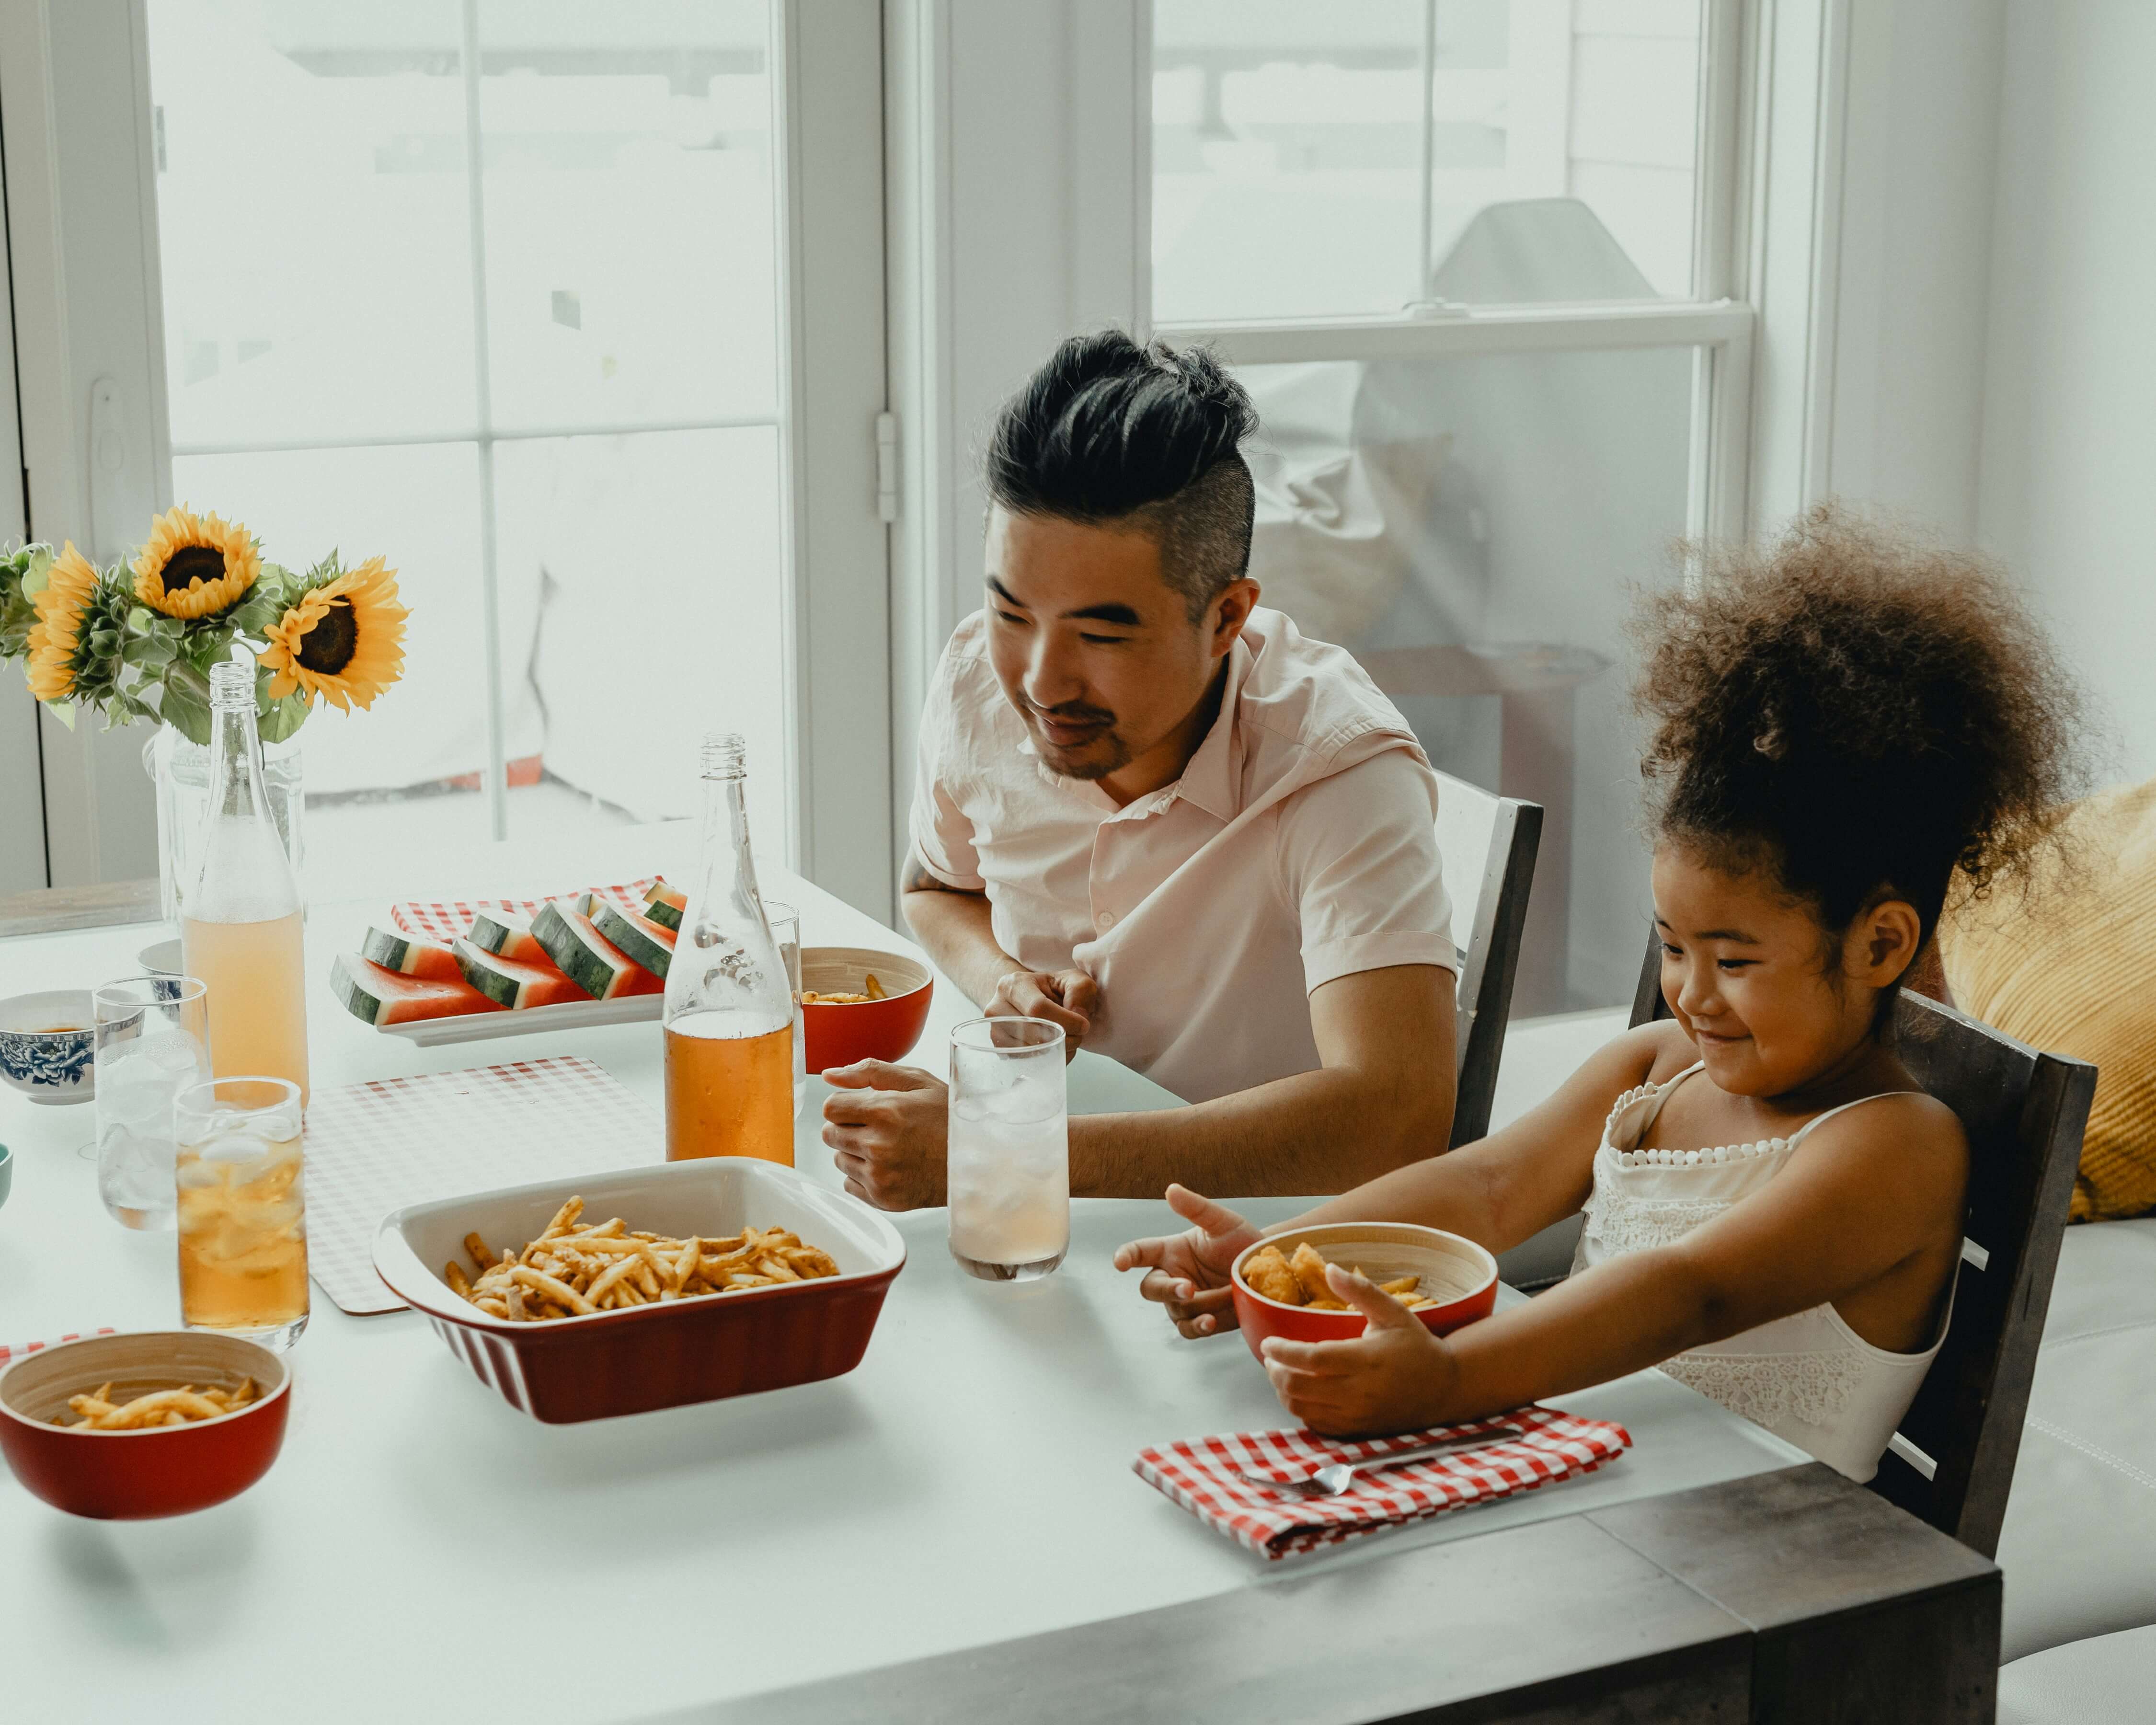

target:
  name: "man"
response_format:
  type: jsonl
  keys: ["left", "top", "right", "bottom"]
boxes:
{"left": 824, "top": 331, "right": 1457, "bottom": 1207}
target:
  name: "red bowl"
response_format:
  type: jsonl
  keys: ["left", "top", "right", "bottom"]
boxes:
{"left": 373, "top": 1155, "right": 907, "bottom": 1423}
{"left": 800, "top": 946, "right": 933, "bottom": 1071}
{"left": 0, "top": 1331, "right": 291, "bottom": 1518}
{"left": 1230, "top": 1222, "right": 1499, "bottom": 1360}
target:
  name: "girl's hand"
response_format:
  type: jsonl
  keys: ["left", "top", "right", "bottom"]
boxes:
{"left": 1259, "top": 1264, "right": 1463, "bottom": 1437}
{"left": 1112, "top": 1184, "right": 1263, "bottom": 1338}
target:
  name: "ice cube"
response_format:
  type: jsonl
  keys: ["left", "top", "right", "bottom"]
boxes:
{"left": 96, "top": 1051, "right": 180, "bottom": 1126}
{"left": 138, "top": 1030, "right": 206, "bottom": 1075}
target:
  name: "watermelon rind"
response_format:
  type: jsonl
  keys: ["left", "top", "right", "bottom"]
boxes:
{"left": 592, "top": 901, "right": 673, "bottom": 980}
{"left": 468, "top": 904, "right": 543, "bottom": 962}
{"left": 531, "top": 899, "right": 630, "bottom": 1000}
{"left": 332, "top": 952, "right": 390, "bottom": 1025}
{"left": 361, "top": 924, "right": 459, "bottom": 979}
{"left": 642, "top": 877, "right": 685, "bottom": 932}
{"left": 454, "top": 938, "right": 579, "bottom": 1009}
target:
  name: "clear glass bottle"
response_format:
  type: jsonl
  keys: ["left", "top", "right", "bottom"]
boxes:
{"left": 663, "top": 733, "right": 796, "bottom": 1163}
{"left": 180, "top": 659, "right": 310, "bottom": 1105}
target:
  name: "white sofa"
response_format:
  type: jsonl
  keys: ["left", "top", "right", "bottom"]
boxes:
{"left": 1494, "top": 1011, "right": 2156, "bottom": 1720}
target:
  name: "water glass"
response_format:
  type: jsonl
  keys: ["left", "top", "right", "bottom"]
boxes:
{"left": 93, "top": 976, "right": 210, "bottom": 1230}
{"left": 765, "top": 899, "right": 806, "bottom": 1119}
{"left": 172, "top": 1077, "right": 310, "bottom": 1351}
{"left": 947, "top": 1017, "right": 1069, "bottom": 1281}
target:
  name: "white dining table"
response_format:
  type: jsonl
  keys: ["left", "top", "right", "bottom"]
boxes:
{"left": 0, "top": 823, "right": 1807, "bottom": 1722}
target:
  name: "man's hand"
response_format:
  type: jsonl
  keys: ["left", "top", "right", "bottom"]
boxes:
{"left": 1112, "top": 1184, "right": 1264, "bottom": 1338}
{"left": 821, "top": 1061, "right": 949, "bottom": 1210}
{"left": 1258, "top": 1264, "right": 1461, "bottom": 1437}
{"left": 987, "top": 966, "right": 1099, "bottom": 1060}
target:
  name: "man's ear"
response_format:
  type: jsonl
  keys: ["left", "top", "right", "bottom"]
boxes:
{"left": 1208, "top": 577, "right": 1261, "bottom": 656}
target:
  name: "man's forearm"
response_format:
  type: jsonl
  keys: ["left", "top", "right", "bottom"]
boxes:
{"left": 900, "top": 883, "right": 1018, "bottom": 1008}
{"left": 1069, "top": 1061, "right": 1450, "bottom": 1200}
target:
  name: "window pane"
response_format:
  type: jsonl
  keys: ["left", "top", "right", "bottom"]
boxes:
{"left": 1238, "top": 345, "right": 1696, "bottom": 1012}
{"left": 1153, "top": 0, "right": 1704, "bottom": 322}
{"left": 491, "top": 426, "right": 788, "bottom": 851}
{"left": 147, "top": 1, "right": 789, "bottom": 868}
{"left": 473, "top": 0, "right": 779, "bottom": 431}
{"left": 151, "top": 0, "right": 479, "bottom": 448}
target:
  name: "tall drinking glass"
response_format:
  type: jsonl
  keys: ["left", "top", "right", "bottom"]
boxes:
{"left": 948, "top": 1018, "right": 1069, "bottom": 1281}
{"left": 93, "top": 976, "right": 211, "bottom": 1230}
{"left": 763, "top": 900, "right": 807, "bottom": 1120}
{"left": 172, "top": 1077, "right": 310, "bottom": 1350}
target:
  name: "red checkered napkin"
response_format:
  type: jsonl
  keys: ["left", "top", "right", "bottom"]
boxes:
{"left": 390, "top": 878, "right": 658, "bottom": 946}
{"left": 1134, "top": 1405, "right": 1631, "bottom": 1560}
{"left": 0, "top": 1330, "right": 118, "bottom": 1369}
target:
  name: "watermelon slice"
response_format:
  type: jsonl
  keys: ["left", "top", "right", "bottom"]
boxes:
{"left": 642, "top": 876, "right": 685, "bottom": 932}
{"left": 360, "top": 925, "right": 463, "bottom": 981}
{"left": 467, "top": 904, "right": 547, "bottom": 963}
{"left": 532, "top": 897, "right": 663, "bottom": 1000}
{"left": 332, "top": 953, "right": 501, "bottom": 1026}
{"left": 592, "top": 901, "right": 675, "bottom": 980}
{"left": 453, "top": 938, "right": 588, "bottom": 1010}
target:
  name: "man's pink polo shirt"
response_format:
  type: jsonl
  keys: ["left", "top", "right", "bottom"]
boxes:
{"left": 910, "top": 606, "right": 1455, "bottom": 1104}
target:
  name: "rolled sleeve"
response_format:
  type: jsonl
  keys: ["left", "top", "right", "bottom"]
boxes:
{"left": 906, "top": 637, "right": 987, "bottom": 891}
{"left": 1277, "top": 747, "right": 1456, "bottom": 996}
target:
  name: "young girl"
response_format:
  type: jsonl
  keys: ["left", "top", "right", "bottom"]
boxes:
{"left": 1115, "top": 509, "right": 2080, "bottom": 1482}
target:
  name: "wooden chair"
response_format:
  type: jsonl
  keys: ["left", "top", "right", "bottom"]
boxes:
{"left": 1627, "top": 934, "right": 2095, "bottom": 1556}
{"left": 1434, "top": 770, "right": 1543, "bottom": 1147}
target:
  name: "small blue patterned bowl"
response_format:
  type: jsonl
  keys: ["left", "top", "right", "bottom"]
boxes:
{"left": 0, "top": 991, "right": 97, "bottom": 1106}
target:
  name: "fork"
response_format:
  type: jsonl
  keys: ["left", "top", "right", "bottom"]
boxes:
{"left": 1233, "top": 1425, "right": 1526, "bottom": 1497}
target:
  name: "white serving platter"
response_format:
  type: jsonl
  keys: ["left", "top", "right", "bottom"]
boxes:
{"left": 380, "top": 992, "right": 663, "bottom": 1046}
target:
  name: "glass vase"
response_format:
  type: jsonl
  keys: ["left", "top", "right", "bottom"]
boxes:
{"left": 144, "top": 724, "right": 306, "bottom": 924}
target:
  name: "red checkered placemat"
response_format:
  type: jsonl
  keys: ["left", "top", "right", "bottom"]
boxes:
{"left": 1134, "top": 1406, "right": 1630, "bottom": 1560}
{"left": 389, "top": 879, "right": 657, "bottom": 946}
{"left": 0, "top": 1330, "right": 118, "bottom": 1369}
{"left": 303, "top": 1056, "right": 661, "bottom": 1316}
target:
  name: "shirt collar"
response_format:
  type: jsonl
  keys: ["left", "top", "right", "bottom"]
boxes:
{"left": 1163, "top": 636, "right": 1251, "bottom": 824}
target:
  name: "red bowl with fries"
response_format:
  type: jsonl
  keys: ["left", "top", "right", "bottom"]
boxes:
{"left": 0, "top": 1331, "right": 290, "bottom": 1519}
{"left": 373, "top": 1156, "right": 907, "bottom": 1423}
{"left": 799, "top": 946, "right": 933, "bottom": 1072}
{"left": 1229, "top": 1223, "right": 1499, "bottom": 1362}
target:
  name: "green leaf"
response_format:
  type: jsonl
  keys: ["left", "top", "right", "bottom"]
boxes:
{"left": 26, "top": 545, "right": 54, "bottom": 585}
{"left": 157, "top": 677, "right": 212, "bottom": 746}
{"left": 122, "top": 632, "right": 176, "bottom": 667}
{"left": 256, "top": 688, "right": 311, "bottom": 744}
{"left": 45, "top": 698, "right": 77, "bottom": 731}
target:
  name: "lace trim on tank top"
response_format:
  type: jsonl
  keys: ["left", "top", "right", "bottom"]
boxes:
{"left": 1602, "top": 1071, "right": 1790, "bottom": 1168}
{"left": 1578, "top": 1183, "right": 1734, "bottom": 1255}
{"left": 1660, "top": 1343, "right": 1869, "bottom": 1432}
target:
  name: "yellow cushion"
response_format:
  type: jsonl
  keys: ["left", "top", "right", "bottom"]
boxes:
{"left": 1938, "top": 780, "right": 2156, "bottom": 1221}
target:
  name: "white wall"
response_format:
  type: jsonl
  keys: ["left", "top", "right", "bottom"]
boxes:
{"left": 1977, "top": 0, "right": 2156, "bottom": 778}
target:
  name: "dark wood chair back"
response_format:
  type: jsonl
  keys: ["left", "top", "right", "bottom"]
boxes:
{"left": 1628, "top": 935, "right": 2094, "bottom": 1555}
{"left": 1434, "top": 771, "right": 1544, "bottom": 1146}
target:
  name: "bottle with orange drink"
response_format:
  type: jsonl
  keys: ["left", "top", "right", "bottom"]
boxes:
{"left": 663, "top": 733, "right": 796, "bottom": 1164}
{"left": 181, "top": 657, "right": 310, "bottom": 1105}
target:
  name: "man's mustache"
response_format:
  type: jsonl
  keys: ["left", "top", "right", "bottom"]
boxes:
{"left": 1029, "top": 701, "right": 1115, "bottom": 727}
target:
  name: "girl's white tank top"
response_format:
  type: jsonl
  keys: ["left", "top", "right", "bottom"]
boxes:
{"left": 1570, "top": 1061, "right": 1954, "bottom": 1483}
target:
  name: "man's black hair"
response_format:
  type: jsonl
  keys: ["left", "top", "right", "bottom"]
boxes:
{"left": 984, "top": 330, "right": 1260, "bottom": 621}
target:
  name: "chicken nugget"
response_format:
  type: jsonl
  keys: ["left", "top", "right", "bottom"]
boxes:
{"left": 1289, "top": 1242, "right": 1335, "bottom": 1304}
{"left": 1239, "top": 1243, "right": 1303, "bottom": 1305}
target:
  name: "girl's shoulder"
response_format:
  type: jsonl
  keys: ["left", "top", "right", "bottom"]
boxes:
{"left": 1602, "top": 1018, "right": 1707, "bottom": 1090}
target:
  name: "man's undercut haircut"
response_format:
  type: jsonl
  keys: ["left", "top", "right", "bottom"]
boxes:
{"left": 986, "top": 330, "right": 1260, "bottom": 622}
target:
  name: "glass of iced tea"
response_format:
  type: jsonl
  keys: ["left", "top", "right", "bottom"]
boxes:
{"left": 172, "top": 1076, "right": 310, "bottom": 1350}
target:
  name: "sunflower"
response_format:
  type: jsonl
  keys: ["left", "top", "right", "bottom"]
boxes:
{"left": 24, "top": 543, "right": 103, "bottom": 703}
{"left": 257, "top": 555, "right": 408, "bottom": 712}
{"left": 132, "top": 505, "right": 260, "bottom": 620}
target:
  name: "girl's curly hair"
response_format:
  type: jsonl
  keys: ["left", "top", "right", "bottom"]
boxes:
{"left": 1633, "top": 505, "right": 2085, "bottom": 950}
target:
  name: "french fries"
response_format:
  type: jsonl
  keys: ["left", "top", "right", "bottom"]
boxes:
{"left": 54, "top": 1378, "right": 258, "bottom": 1430}
{"left": 802, "top": 970, "right": 888, "bottom": 1005}
{"left": 1239, "top": 1242, "right": 1445, "bottom": 1312}
{"left": 445, "top": 1195, "right": 842, "bottom": 1321}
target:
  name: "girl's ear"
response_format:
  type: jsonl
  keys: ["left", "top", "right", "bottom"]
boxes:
{"left": 1849, "top": 897, "right": 1924, "bottom": 989}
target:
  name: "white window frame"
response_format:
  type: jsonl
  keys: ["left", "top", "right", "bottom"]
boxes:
{"left": 0, "top": 0, "right": 896, "bottom": 918}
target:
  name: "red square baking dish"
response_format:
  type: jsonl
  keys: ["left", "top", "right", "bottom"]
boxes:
{"left": 372, "top": 1157, "right": 906, "bottom": 1422}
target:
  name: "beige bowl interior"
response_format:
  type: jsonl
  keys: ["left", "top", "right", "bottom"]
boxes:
{"left": 800, "top": 946, "right": 930, "bottom": 1001}
{"left": 1243, "top": 1222, "right": 1497, "bottom": 1308}
{"left": 0, "top": 1331, "right": 287, "bottom": 1428}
